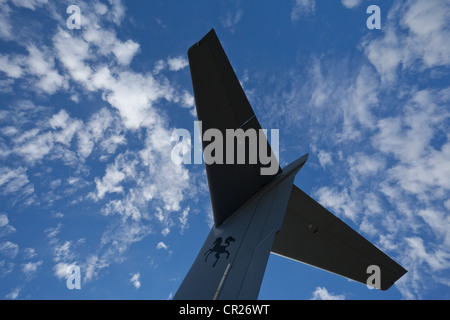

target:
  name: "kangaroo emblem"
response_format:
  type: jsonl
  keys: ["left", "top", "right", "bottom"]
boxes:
{"left": 204, "top": 236, "right": 236, "bottom": 267}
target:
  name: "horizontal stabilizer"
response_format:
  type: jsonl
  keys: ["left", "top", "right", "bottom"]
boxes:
{"left": 271, "top": 185, "right": 407, "bottom": 290}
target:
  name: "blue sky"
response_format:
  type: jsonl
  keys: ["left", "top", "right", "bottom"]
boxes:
{"left": 0, "top": 0, "right": 449, "bottom": 300}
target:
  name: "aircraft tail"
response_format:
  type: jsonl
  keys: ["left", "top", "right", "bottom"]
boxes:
{"left": 175, "top": 28, "right": 406, "bottom": 300}
{"left": 174, "top": 155, "right": 308, "bottom": 300}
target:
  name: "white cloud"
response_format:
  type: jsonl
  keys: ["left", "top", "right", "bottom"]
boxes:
{"left": 79, "top": 22, "right": 140, "bottom": 67}
{"left": 347, "top": 153, "right": 385, "bottom": 177}
{"left": 363, "top": 0, "right": 450, "bottom": 83}
{"left": 100, "top": 71, "right": 171, "bottom": 130}
{"left": 0, "top": 214, "right": 16, "bottom": 237}
{"left": 291, "top": 0, "right": 315, "bottom": 21}
{"left": 179, "top": 90, "right": 195, "bottom": 108}
{"left": 94, "top": 163, "right": 126, "bottom": 200}
{"left": 53, "top": 262, "right": 73, "bottom": 279}
{"left": 317, "top": 150, "right": 332, "bottom": 168}
{"left": 53, "top": 29, "right": 91, "bottom": 83}
{"left": 315, "top": 186, "right": 359, "bottom": 222}
{"left": 22, "top": 260, "right": 43, "bottom": 278}
{"left": 405, "top": 237, "right": 449, "bottom": 272}
{"left": 1, "top": 103, "right": 120, "bottom": 174}
{"left": 25, "top": 45, "right": 66, "bottom": 94}
{"left": 341, "top": 0, "right": 362, "bottom": 9}
{"left": 310, "top": 287, "right": 345, "bottom": 300}
{"left": 0, "top": 167, "right": 32, "bottom": 195}
{"left": 5, "top": 287, "right": 21, "bottom": 300}
{"left": 0, "top": 45, "right": 66, "bottom": 94}
{"left": 401, "top": 0, "right": 450, "bottom": 68}
{"left": 83, "top": 255, "right": 102, "bottom": 282}
{"left": 103, "top": 198, "right": 141, "bottom": 221}
{"left": 444, "top": 199, "right": 450, "bottom": 211}
{"left": 51, "top": 9, "right": 192, "bottom": 130}
{"left": 44, "top": 1, "right": 194, "bottom": 283}
{"left": 386, "top": 145, "right": 450, "bottom": 198}
{"left": 220, "top": 8, "right": 243, "bottom": 33}
{"left": 139, "top": 126, "right": 190, "bottom": 213}
{"left": 45, "top": 223, "right": 62, "bottom": 241}
{"left": 0, "top": 54, "right": 24, "bottom": 78}
{"left": 77, "top": 107, "right": 124, "bottom": 160}
{"left": 0, "top": 214, "right": 8, "bottom": 227}
{"left": 156, "top": 241, "right": 168, "bottom": 250}
{"left": 161, "top": 227, "right": 170, "bottom": 236}
{"left": 112, "top": 39, "right": 140, "bottom": 66}
{"left": 0, "top": 0, "right": 196, "bottom": 289}
{"left": 83, "top": 220, "right": 152, "bottom": 282}
{"left": 0, "top": 1, "right": 13, "bottom": 40}
{"left": 78, "top": 61, "right": 179, "bottom": 130}
{"left": 46, "top": 224, "right": 81, "bottom": 270}
{"left": 107, "top": 0, "right": 126, "bottom": 25}
{"left": 22, "top": 248, "right": 37, "bottom": 259}
{"left": 362, "top": 193, "right": 383, "bottom": 216}
{"left": 93, "top": 152, "right": 138, "bottom": 201}
{"left": 49, "top": 110, "right": 83, "bottom": 146}
{"left": 218, "top": 0, "right": 243, "bottom": 33}
{"left": 53, "top": 241, "right": 74, "bottom": 263}
{"left": 179, "top": 207, "right": 189, "bottom": 232}
{"left": 0, "top": 241, "right": 19, "bottom": 258}
{"left": 153, "top": 59, "right": 166, "bottom": 74}
{"left": 167, "top": 56, "right": 188, "bottom": 71}
{"left": 15, "top": 131, "right": 54, "bottom": 163}
{"left": 94, "top": 2, "right": 108, "bottom": 15}
{"left": 372, "top": 89, "right": 450, "bottom": 198}
{"left": 11, "top": 0, "right": 48, "bottom": 11}
{"left": 363, "top": 29, "right": 404, "bottom": 83}
{"left": 294, "top": 58, "right": 379, "bottom": 142}
{"left": 418, "top": 209, "right": 450, "bottom": 247}
{"left": 345, "top": 65, "right": 378, "bottom": 131}
{"left": 129, "top": 273, "right": 141, "bottom": 289}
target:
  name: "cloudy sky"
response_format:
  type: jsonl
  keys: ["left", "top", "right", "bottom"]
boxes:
{"left": 0, "top": 0, "right": 449, "bottom": 300}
